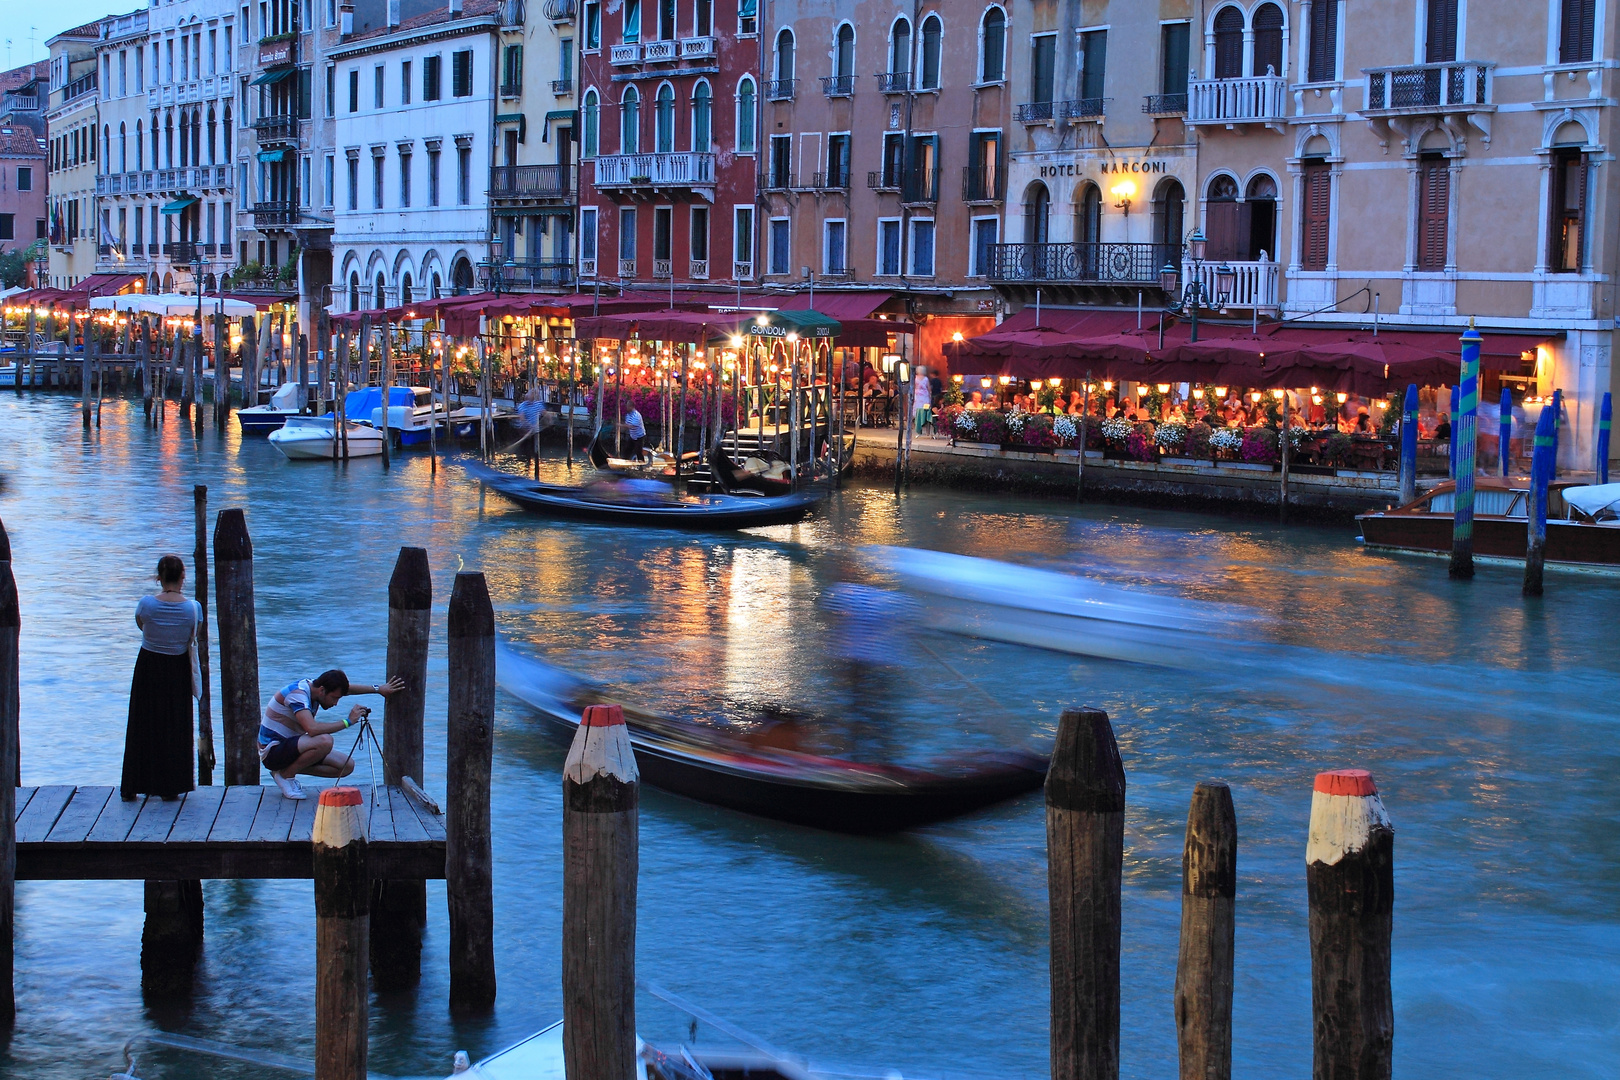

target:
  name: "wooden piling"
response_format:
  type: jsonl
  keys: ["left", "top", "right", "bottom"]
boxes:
{"left": 562, "top": 702, "right": 639, "bottom": 1080}
{"left": 1046, "top": 707, "right": 1126, "bottom": 1080}
{"left": 1175, "top": 781, "right": 1236, "bottom": 1080}
{"left": 380, "top": 319, "right": 392, "bottom": 469}
{"left": 139, "top": 878, "right": 203, "bottom": 996}
{"left": 214, "top": 313, "right": 229, "bottom": 430}
{"left": 212, "top": 510, "right": 262, "bottom": 785}
{"left": 19, "top": 308, "right": 32, "bottom": 398}
{"left": 313, "top": 787, "right": 369, "bottom": 1080}
{"left": 81, "top": 335, "right": 93, "bottom": 430}
{"left": 1307, "top": 769, "right": 1394, "bottom": 1080}
{"left": 373, "top": 546, "right": 431, "bottom": 988}
{"left": 0, "top": 518, "right": 18, "bottom": 1022}
{"left": 193, "top": 487, "right": 215, "bottom": 786}
{"left": 446, "top": 572, "right": 496, "bottom": 1010}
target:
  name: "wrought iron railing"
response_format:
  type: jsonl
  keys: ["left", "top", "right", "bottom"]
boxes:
{"left": 1143, "top": 93, "right": 1188, "bottom": 114}
{"left": 988, "top": 242, "right": 1179, "bottom": 285}
{"left": 167, "top": 240, "right": 198, "bottom": 265}
{"left": 811, "top": 169, "right": 850, "bottom": 190}
{"left": 962, "top": 165, "right": 1004, "bottom": 203}
{"left": 253, "top": 114, "right": 298, "bottom": 141}
{"left": 875, "top": 71, "right": 910, "bottom": 94}
{"left": 1364, "top": 60, "right": 1492, "bottom": 112}
{"left": 766, "top": 78, "right": 796, "bottom": 101}
{"left": 552, "top": 78, "right": 573, "bottom": 94}
{"left": 821, "top": 74, "right": 855, "bottom": 97}
{"left": 902, "top": 167, "right": 940, "bottom": 204}
{"left": 252, "top": 200, "right": 297, "bottom": 227}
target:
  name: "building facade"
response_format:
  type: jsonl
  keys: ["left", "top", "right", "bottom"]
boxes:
{"left": 0, "top": 62, "right": 49, "bottom": 254}
{"left": 577, "top": 0, "right": 757, "bottom": 288}
{"left": 93, "top": 9, "right": 159, "bottom": 284}
{"left": 330, "top": 0, "right": 501, "bottom": 309}
{"left": 47, "top": 24, "right": 105, "bottom": 289}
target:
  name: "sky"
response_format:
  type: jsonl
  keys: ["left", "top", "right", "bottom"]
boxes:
{"left": 0, "top": 0, "right": 145, "bottom": 70}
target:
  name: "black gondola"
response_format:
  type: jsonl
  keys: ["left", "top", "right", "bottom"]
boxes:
{"left": 498, "top": 646, "right": 1049, "bottom": 833}
{"left": 469, "top": 461, "right": 821, "bottom": 529}
{"left": 708, "top": 441, "right": 795, "bottom": 496}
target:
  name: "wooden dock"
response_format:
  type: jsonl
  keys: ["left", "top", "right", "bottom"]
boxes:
{"left": 14, "top": 783, "right": 445, "bottom": 881}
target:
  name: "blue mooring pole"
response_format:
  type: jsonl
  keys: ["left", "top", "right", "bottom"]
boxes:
{"left": 1597, "top": 392, "right": 1611, "bottom": 485}
{"left": 1498, "top": 386, "right": 1513, "bottom": 477}
{"left": 1549, "top": 388, "right": 1563, "bottom": 479}
{"left": 1523, "top": 403, "right": 1556, "bottom": 597}
{"left": 1450, "top": 323, "right": 1482, "bottom": 579}
{"left": 1398, "top": 383, "right": 1418, "bottom": 505}
{"left": 1448, "top": 385, "right": 1460, "bottom": 479}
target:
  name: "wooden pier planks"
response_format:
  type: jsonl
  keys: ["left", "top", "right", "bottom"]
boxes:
{"left": 14, "top": 785, "right": 444, "bottom": 881}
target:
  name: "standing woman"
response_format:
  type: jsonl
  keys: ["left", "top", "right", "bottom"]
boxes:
{"left": 121, "top": 554, "right": 200, "bottom": 801}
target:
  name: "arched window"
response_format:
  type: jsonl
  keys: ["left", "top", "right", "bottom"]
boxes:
{"left": 692, "top": 81, "right": 712, "bottom": 151}
{"left": 432, "top": 272, "right": 443, "bottom": 299}
{"left": 374, "top": 272, "right": 386, "bottom": 310}
{"left": 1253, "top": 3, "right": 1284, "bottom": 77}
{"left": 919, "top": 15, "right": 942, "bottom": 89}
{"left": 621, "top": 86, "right": 641, "bottom": 155}
{"left": 207, "top": 106, "right": 217, "bottom": 164}
{"left": 1213, "top": 6, "right": 1244, "bottom": 79}
{"left": 1075, "top": 182, "right": 1102, "bottom": 246}
{"left": 1152, "top": 178, "right": 1185, "bottom": 253}
{"left": 102, "top": 125, "right": 109, "bottom": 170}
{"left": 735, "top": 77, "right": 756, "bottom": 153}
{"left": 890, "top": 18, "right": 912, "bottom": 75}
{"left": 453, "top": 258, "right": 475, "bottom": 294}
{"left": 151, "top": 113, "right": 160, "bottom": 166}
{"left": 583, "top": 88, "right": 599, "bottom": 157}
{"left": 223, "top": 103, "right": 232, "bottom": 159}
{"left": 348, "top": 271, "right": 360, "bottom": 311}
{"left": 775, "top": 28, "right": 794, "bottom": 85}
{"left": 1246, "top": 173, "right": 1278, "bottom": 260}
{"left": 1204, "top": 174, "right": 1243, "bottom": 260}
{"left": 135, "top": 120, "right": 143, "bottom": 170}
{"left": 980, "top": 7, "right": 1005, "bottom": 82}
{"left": 655, "top": 83, "right": 675, "bottom": 152}
{"left": 835, "top": 24, "right": 855, "bottom": 79}
{"left": 401, "top": 273, "right": 413, "bottom": 305}
{"left": 1023, "top": 181, "right": 1050, "bottom": 245}
{"left": 119, "top": 123, "right": 127, "bottom": 173}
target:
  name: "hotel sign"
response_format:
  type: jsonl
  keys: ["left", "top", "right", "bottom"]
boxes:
{"left": 1038, "top": 159, "right": 1172, "bottom": 179}
{"left": 258, "top": 38, "right": 295, "bottom": 67}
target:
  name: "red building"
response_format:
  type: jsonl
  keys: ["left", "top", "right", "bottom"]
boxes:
{"left": 577, "top": 0, "right": 760, "bottom": 288}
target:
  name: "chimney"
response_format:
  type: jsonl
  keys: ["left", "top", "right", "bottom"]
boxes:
{"left": 340, "top": 0, "right": 354, "bottom": 36}
{"left": 387, "top": 0, "right": 400, "bottom": 26}
{"left": 449, "top": 0, "right": 463, "bottom": 16}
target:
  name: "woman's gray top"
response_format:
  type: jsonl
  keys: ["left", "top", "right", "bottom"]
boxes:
{"left": 136, "top": 595, "right": 201, "bottom": 655}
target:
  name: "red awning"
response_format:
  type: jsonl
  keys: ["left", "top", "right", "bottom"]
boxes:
{"left": 835, "top": 317, "right": 915, "bottom": 348}
{"left": 775, "top": 291, "right": 893, "bottom": 320}
{"left": 66, "top": 273, "right": 143, "bottom": 298}
{"left": 572, "top": 309, "right": 749, "bottom": 344}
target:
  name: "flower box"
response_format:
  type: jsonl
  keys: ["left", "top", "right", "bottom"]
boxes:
{"left": 1160, "top": 456, "right": 1212, "bottom": 468}
{"left": 1054, "top": 447, "right": 1081, "bottom": 460}
{"left": 1005, "top": 443, "right": 1055, "bottom": 455}
{"left": 1218, "top": 460, "right": 1279, "bottom": 472}
{"left": 955, "top": 440, "right": 1001, "bottom": 451}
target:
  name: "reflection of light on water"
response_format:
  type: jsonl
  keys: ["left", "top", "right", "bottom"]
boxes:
{"left": 723, "top": 546, "right": 801, "bottom": 706}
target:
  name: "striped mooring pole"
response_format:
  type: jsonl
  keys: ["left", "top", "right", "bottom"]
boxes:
{"left": 1523, "top": 403, "right": 1557, "bottom": 597}
{"left": 1397, "top": 384, "right": 1418, "bottom": 506}
{"left": 1597, "top": 392, "right": 1611, "bottom": 485}
{"left": 1450, "top": 322, "right": 1482, "bottom": 579}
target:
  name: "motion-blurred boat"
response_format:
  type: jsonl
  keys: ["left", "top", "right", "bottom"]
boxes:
{"left": 497, "top": 645, "right": 1048, "bottom": 833}
{"left": 867, "top": 545, "right": 1257, "bottom": 668}
{"left": 268, "top": 415, "right": 386, "bottom": 460}
{"left": 470, "top": 461, "right": 821, "bottom": 529}
{"left": 1357, "top": 477, "right": 1620, "bottom": 568}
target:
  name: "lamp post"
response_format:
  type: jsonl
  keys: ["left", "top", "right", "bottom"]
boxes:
{"left": 32, "top": 247, "right": 47, "bottom": 290}
{"left": 1160, "top": 229, "right": 1236, "bottom": 344}
{"left": 487, "top": 235, "right": 507, "bottom": 297}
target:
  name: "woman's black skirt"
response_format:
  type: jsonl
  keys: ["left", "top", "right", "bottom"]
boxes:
{"left": 121, "top": 648, "right": 195, "bottom": 799}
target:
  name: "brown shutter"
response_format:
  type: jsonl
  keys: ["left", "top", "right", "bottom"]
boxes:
{"left": 1301, "top": 163, "right": 1331, "bottom": 270}
{"left": 1252, "top": 4, "right": 1285, "bottom": 77}
{"left": 1309, "top": 0, "right": 1338, "bottom": 82}
{"left": 1426, "top": 0, "right": 1458, "bottom": 63}
{"left": 1417, "top": 158, "right": 1449, "bottom": 271}
{"left": 1214, "top": 8, "right": 1244, "bottom": 78}
{"left": 1204, "top": 200, "right": 1246, "bottom": 261}
{"left": 1561, "top": 0, "right": 1596, "bottom": 64}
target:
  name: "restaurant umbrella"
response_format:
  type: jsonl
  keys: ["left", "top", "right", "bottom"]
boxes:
{"left": 1399, "top": 383, "right": 1419, "bottom": 505}
{"left": 1598, "top": 392, "right": 1612, "bottom": 484}
{"left": 1499, "top": 386, "right": 1513, "bottom": 477}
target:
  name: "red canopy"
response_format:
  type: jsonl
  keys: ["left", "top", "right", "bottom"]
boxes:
{"left": 776, "top": 291, "right": 893, "bottom": 320}
{"left": 67, "top": 273, "right": 143, "bottom": 298}
{"left": 573, "top": 309, "right": 750, "bottom": 344}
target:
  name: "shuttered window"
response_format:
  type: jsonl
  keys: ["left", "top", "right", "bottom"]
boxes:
{"left": 1213, "top": 7, "right": 1243, "bottom": 78}
{"left": 1161, "top": 23, "right": 1189, "bottom": 96}
{"left": 1252, "top": 4, "right": 1284, "bottom": 77}
{"left": 1560, "top": 0, "right": 1596, "bottom": 64}
{"left": 1425, "top": 0, "right": 1458, "bottom": 64}
{"left": 1551, "top": 149, "right": 1587, "bottom": 272}
{"left": 1308, "top": 0, "right": 1338, "bottom": 82}
{"left": 1416, "top": 155, "right": 1449, "bottom": 271}
{"left": 1301, "top": 161, "right": 1331, "bottom": 271}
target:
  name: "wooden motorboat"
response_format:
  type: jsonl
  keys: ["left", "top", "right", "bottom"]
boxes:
{"left": 268, "top": 415, "right": 386, "bottom": 460}
{"left": 1356, "top": 478, "right": 1620, "bottom": 569}
{"left": 497, "top": 645, "right": 1049, "bottom": 833}
{"left": 469, "top": 461, "right": 822, "bottom": 529}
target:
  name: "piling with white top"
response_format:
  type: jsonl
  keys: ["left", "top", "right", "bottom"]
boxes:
{"left": 313, "top": 786, "right": 369, "bottom": 1080}
{"left": 1306, "top": 769, "right": 1394, "bottom": 1080}
{"left": 562, "top": 702, "right": 639, "bottom": 1080}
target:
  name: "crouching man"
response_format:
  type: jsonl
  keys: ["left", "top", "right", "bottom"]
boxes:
{"left": 259, "top": 669, "right": 405, "bottom": 799}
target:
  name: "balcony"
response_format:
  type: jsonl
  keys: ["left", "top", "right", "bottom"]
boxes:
{"left": 867, "top": 169, "right": 900, "bottom": 192}
{"left": 593, "top": 152, "right": 715, "bottom": 194}
{"left": 540, "top": 0, "right": 571, "bottom": 20}
{"left": 611, "top": 44, "right": 642, "bottom": 65}
{"left": 500, "top": 81, "right": 523, "bottom": 98}
{"left": 252, "top": 200, "right": 298, "bottom": 228}
{"left": 619, "top": 258, "right": 637, "bottom": 278}
{"left": 580, "top": 257, "right": 598, "bottom": 278}
{"left": 499, "top": 258, "right": 574, "bottom": 289}
{"left": 810, "top": 170, "right": 850, "bottom": 190}
{"left": 1362, "top": 61, "right": 1494, "bottom": 144}
{"left": 1143, "top": 93, "right": 1187, "bottom": 115}
{"left": 488, "top": 164, "right": 576, "bottom": 202}
{"left": 689, "top": 258, "right": 708, "bottom": 279}
{"left": 902, "top": 168, "right": 940, "bottom": 206}
{"left": 680, "top": 36, "right": 716, "bottom": 59}
{"left": 643, "top": 39, "right": 678, "bottom": 62}
{"left": 732, "top": 260, "right": 753, "bottom": 280}
{"left": 1191, "top": 258, "right": 1279, "bottom": 313}
{"left": 962, "top": 165, "right": 1004, "bottom": 204}
{"left": 1187, "top": 75, "right": 1287, "bottom": 128}
{"left": 653, "top": 259, "right": 673, "bottom": 279}
{"left": 253, "top": 114, "right": 299, "bottom": 143}
{"left": 166, "top": 241, "right": 199, "bottom": 266}
{"left": 553, "top": 78, "right": 573, "bottom": 94}
{"left": 988, "top": 242, "right": 1179, "bottom": 286}
{"left": 61, "top": 72, "right": 98, "bottom": 105}
{"left": 766, "top": 78, "right": 796, "bottom": 101}
{"left": 501, "top": 0, "right": 529, "bottom": 25}
{"left": 1016, "top": 98, "right": 1106, "bottom": 124}
{"left": 4, "top": 94, "right": 39, "bottom": 112}
{"left": 821, "top": 75, "right": 854, "bottom": 98}
{"left": 875, "top": 71, "right": 910, "bottom": 95}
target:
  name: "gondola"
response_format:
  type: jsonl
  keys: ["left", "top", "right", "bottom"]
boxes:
{"left": 497, "top": 645, "right": 1049, "bottom": 833}
{"left": 468, "top": 461, "right": 822, "bottom": 529}
{"left": 708, "top": 441, "right": 795, "bottom": 496}
{"left": 587, "top": 426, "right": 702, "bottom": 477}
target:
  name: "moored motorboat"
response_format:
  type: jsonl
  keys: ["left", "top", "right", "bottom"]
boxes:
{"left": 497, "top": 645, "right": 1048, "bottom": 833}
{"left": 267, "top": 415, "right": 387, "bottom": 460}
{"left": 237, "top": 383, "right": 305, "bottom": 435}
{"left": 1356, "top": 477, "right": 1620, "bottom": 569}
{"left": 470, "top": 461, "right": 822, "bottom": 529}
{"left": 346, "top": 384, "right": 447, "bottom": 446}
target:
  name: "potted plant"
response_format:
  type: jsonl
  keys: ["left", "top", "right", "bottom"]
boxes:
{"left": 1053, "top": 413, "right": 1081, "bottom": 456}
{"left": 1154, "top": 421, "right": 1188, "bottom": 459}
{"left": 1240, "top": 425, "right": 1280, "bottom": 467}
{"left": 1126, "top": 421, "right": 1158, "bottom": 462}
{"left": 1209, "top": 426, "right": 1244, "bottom": 460}
{"left": 1183, "top": 421, "right": 1212, "bottom": 461}
{"left": 974, "top": 410, "right": 1006, "bottom": 446}
{"left": 1014, "top": 413, "right": 1058, "bottom": 453}
{"left": 1100, "top": 415, "right": 1132, "bottom": 457}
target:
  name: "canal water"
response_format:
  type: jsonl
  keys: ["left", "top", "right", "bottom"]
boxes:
{"left": 0, "top": 394, "right": 1615, "bottom": 1080}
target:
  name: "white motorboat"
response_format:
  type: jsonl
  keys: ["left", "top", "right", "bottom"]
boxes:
{"left": 237, "top": 382, "right": 306, "bottom": 435}
{"left": 347, "top": 385, "right": 449, "bottom": 446}
{"left": 268, "top": 415, "right": 386, "bottom": 460}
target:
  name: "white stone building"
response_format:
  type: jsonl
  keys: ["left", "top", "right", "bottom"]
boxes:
{"left": 330, "top": 0, "right": 500, "bottom": 309}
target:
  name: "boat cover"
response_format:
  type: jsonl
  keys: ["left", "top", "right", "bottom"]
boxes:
{"left": 1561, "top": 483, "right": 1620, "bottom": 518}
{"left": 344, "top": 385, "right": 420, "bottom": 421}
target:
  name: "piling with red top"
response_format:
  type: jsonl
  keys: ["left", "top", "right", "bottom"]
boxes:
{"left": 1307, "top": 769, "right": 1394, "bottom": 1080}
{"left": 563, "top": 703, "right": 640, "bottom": 1080}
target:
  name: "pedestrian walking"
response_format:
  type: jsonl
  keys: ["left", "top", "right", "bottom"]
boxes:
{"left": 121, "top": 554, "right": 201, "bottom": 801}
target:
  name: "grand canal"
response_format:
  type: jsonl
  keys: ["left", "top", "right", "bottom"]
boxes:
{"left": 0, "top": 394, "right": 1615, "bottom": 1079}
